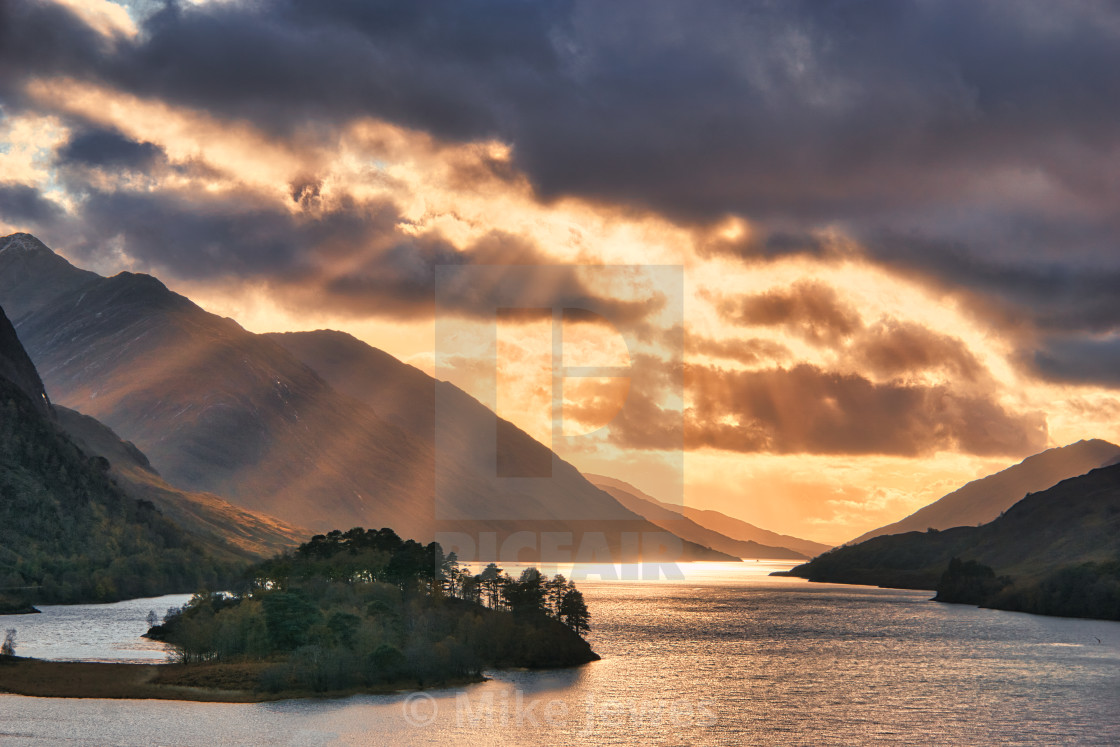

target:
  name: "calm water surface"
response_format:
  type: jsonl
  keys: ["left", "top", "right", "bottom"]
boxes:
{"left": 2, "top": 562, "right": 1119, "bottom": 745}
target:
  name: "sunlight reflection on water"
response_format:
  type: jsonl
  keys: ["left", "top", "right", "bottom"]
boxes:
{"left": 2, "top": 563, "right": 1119, "bottom": 745}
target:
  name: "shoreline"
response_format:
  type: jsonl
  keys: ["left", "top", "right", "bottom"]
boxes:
{"left": 0, "top": 655, "right": 484, "bottom": 702}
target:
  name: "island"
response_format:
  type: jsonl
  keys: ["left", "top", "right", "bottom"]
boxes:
{"left": 0, "top": 527, "right": 599, "bottom": 700}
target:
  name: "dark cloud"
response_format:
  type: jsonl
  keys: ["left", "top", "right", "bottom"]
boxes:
{"left": 1029, "top": 335, "right": 1120, "bottom": 387}
{"left": 56, "top": 126, "right": 167, "bottom": 171}
{"left": 6, "top": 0, "right": 1120, "bottom": 221}
{"left": 0, "top": 183, "right": 64, "bottom": 224}
{"left": 684, "top": 363, "right": 1046, "bottom": 457}
{"left": 36, "top": 184, "right": 650, "bottom": 323}
{"left": 5, "top": 0, "right": 1120, "bottom": 374}
{"left": 716, "top": 280, "right": 863, "bottom": 346}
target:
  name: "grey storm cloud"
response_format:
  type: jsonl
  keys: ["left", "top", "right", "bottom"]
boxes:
{"left": 5, "top": 0, "right": 1120, "bottom": 377}
{"left": 0, "top": 183, "right": 64, "bottom": 224}
{"left": 5, "top": 0, "right": 1120, "bottom": 222}
{"left": 1030, "top": 336, "right": 1120, "bottom": 387}
{"left": 32, "top": 178, "right": 650, "bottom": 322}
{"left": 56, "top": 126, "right": 167, "bottom": 170}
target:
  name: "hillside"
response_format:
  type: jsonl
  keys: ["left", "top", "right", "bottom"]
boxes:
{"left": 53, "top": 406, "right": 305, "bottom": 560}
{"left": 0, "top": 305, "right": 242, "bottom": 607}
{"left": 782, "top": 464, "right": 1120, "bottom": 620}
{"left": 0, "top": 234, "right": 726, "bottom": 562}
{"left": 849, "top": 439, "right": 1120, "bottom": 544}
{"left": 586, "top": 473, "right": 831, "bottom": 558}
{"left": 584, "top": 475, "right": 802, "bottom": 559}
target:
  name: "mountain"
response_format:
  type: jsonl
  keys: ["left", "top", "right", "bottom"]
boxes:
{"left": 0, "top": 234, "right": 728, "bottom": 562}
{"left": 53, "top": 405, "right": 305, "bottom": 560}
{"left": 586, "top": 473, "right": 832, "bottom": 558}
{"left": 0, "top": 304, "right": 245, "bottom": 607}
{"left": 0, "top": 291, "right": 50, "bottom": 417}
{"left": 782, "top": 464, "right": 1120, "bottom": 620}
{"left": 849, "top": 439, "right": 1120, "bottom": 545}
{"left": 264, "top": 330, "right": 736, "bottom": 561}
{"left": 582, "top": 474, "right": 805, "bottom": 559}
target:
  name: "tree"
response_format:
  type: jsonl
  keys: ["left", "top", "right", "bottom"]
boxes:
{"left": 146, "top": 609, "right": 159, "bottom": 628}
{"left": 2, "top": 628, "right": 16, "bottom": 656}
{"left": 479, "top": 563, "right": 504, "bottom": 609}
{"left": 559, "top": 589, "right": 590, "bottom": 636}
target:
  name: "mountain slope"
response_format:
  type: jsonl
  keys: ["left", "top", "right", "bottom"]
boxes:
{"left": 0, "top": 235, "right": 724, "bottom": 561}
{"left": 53, "top": 406, "right": 305, "bottom": 560}
{"left": 584, "top": 475, "right": 803, "bottom": 559}
{"left": 586, "top": 473, "right": 831, "bottom": 557}
{"left": 849, "top": 439, "right": 1120, "bottom": 544}
{"left": 783, "top": 464, "right": 1120, "bottom": 619}
{"left": 0, "top": 294, "right": 50, "bottom": 417}
{"left": 0, "top": 305, "right": 242, "bottom": 606}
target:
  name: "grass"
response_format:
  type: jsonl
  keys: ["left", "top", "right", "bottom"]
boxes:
{"left": 0, "top": 655, "right": 484, "bottom": 702}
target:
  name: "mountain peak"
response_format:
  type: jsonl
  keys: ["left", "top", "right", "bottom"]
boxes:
{"left": 0, "top": 232, "right": 56, "bottom": 258}
{"left": 0, "top": 234, "right": 100, "bottom": 320}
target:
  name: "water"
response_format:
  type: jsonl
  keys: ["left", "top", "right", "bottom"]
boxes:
{"left": 0, "top": 594, "right": 191, "bottom": 662}
{"left": 2, "top": 563, "right": 1119, "bottom": 745}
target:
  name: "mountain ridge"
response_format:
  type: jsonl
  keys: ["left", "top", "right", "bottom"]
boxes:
{"left": 849, "top": 439, "right": 1120, "bottom": 545}
{"left": 1, "top": 233, "right": 727, "bottom": 562}
{"left": 583, "top": 474, "right": 806, "bottom": 559}
{"left": 585, "top": 473, "right": 832, "bottom": 558}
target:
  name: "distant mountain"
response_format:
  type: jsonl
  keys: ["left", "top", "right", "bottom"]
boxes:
{"left": 0, "top": 234, "right": 726, "bottom": 562}
{"left": 782, "top": 464, "right": 1120, "bottom": 620}
{"left": 265, "top": 330, "right": 735, "bottom": 561}
{"left": 0, "top": 304, "right": 244, "bottom": 607}
{"left": 849, "top": 439, "right": 1120, "bottom": 545}
{"left": 583, "top": 475, "right": 803, "bottom": 559}
{"left": 586, "top": 473, "right": 832, "bottom": 558}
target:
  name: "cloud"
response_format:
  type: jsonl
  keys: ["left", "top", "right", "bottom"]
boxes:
{"left": 1029, "top": 335, "right": 1120, "bottom": 387}
{"left": 56, "top": 125, "right": 166, "bottom": 170}
{"left": 6, "top": 0, "right": 1120, "bottom": 222}
{"left": 684, "top": 363, "right": 1046, "bottom": 457}
{"left": 0, "top": 183, "right": 65, "bottom": 224}
{"left": 715, "top": 280, "right": 863, "bottom": 346}
{"left": 850, "top": 319, "right": 987, "bottom": 383}
{"left": 686, "top": 333, "right": 790, "bottom": 366}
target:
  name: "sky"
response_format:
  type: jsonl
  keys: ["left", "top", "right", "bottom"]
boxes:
{"left": 3, "top": 0, "right": 1120, "bottom": 544}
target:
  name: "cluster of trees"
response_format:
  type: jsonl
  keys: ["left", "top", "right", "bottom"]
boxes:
{"left": 0, "top": 382, "right": 241, "bottom": 607}
{"left": 253, "top": 527, "right": 590, "bottom": 634}
{"left": 989, "top": 560, "right": 1120, "bottom": 620}
{"left": 934, "top": 556, "right": 1120, "bottom": 620}
{"left": 154, "top": 527, "right": 597, "bottom": 693}
{"left": 933, "top": 557, "right": 1011, "bottom": 606}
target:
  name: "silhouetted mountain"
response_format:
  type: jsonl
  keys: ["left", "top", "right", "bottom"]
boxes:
{"left": 849, "top": 439, "right": 1120, "bottom": 544}
{"left": 782, "top": 464, "right": 1120, "bottom": 620}
{"left": 1, "top": 235, "right": 726, "bottom": 561}
{"left": 583, "top": 474, "right": 803, "bottom": 559}
{"left": 0, "top": 304, "right": 245, "bottom": 606}
{"left": 586, "top": 473, "right": 832, "bottom": 557}
{"left": 0, "top": 304, "right": 49, "bottom": 417}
